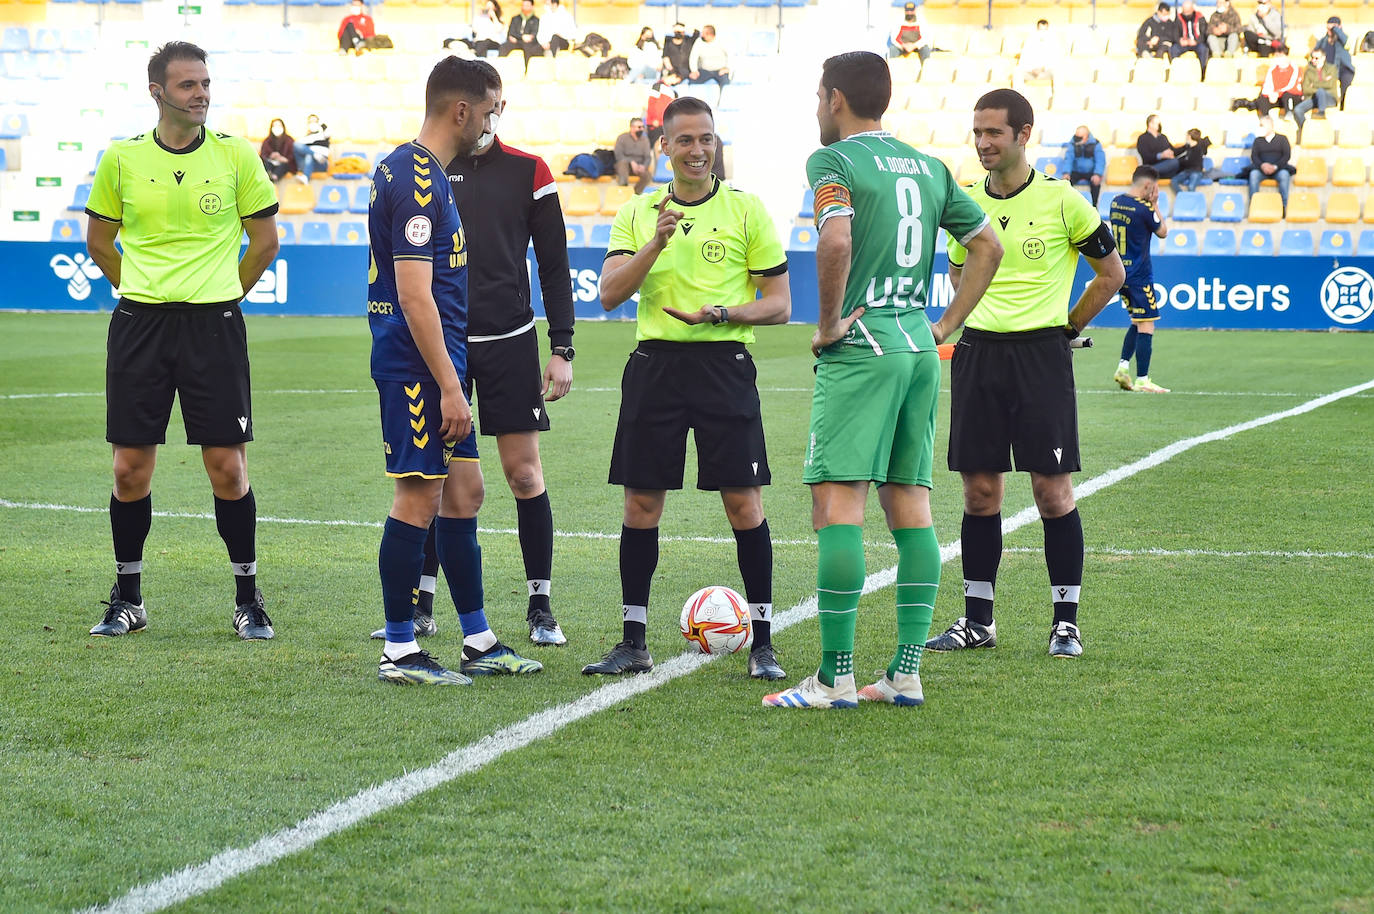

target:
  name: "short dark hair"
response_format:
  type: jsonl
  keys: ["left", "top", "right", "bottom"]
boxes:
{"left": 974, "top": 88, "right": 1034, "bottom": 135}
{"left": 821, "top": 51, "right": 891, "bottom": 121}
{"left": 1132, "top": 164, "right": 1159, "bottom": 183}
{"left": 425, "top": 56, "right": 502, "bottom": 117}
{"left": 1156, "top": 2, "right": 1170, "bottom": 11}
{"left": 1036, "top": 18, "right": 1048, "bottom": 27}
{"left": 148, "top": 41, "right": 207, "bottom": 86}
{"left": 662, "top": 96, "right": 713, "bottom": 134}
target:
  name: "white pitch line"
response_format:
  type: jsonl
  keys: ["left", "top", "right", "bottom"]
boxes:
{"left": 78, "top": 377, "right": 1374, "bottom": 914}
{"left": 1004, "top": 546, "right": 1374, "bottom": 561}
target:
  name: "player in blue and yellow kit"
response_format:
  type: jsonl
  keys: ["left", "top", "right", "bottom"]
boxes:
{"left": 1110, "top": 165, "right": 1171, "bottom": 393}
{"left": 369, "top": 56, "right": 541, "bottom": 684}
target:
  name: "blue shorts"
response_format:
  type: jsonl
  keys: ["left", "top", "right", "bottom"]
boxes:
{"left": 376, "top": 379, "right": 478, "bottom": 479}
{"left": 1121, "top": 284, "right": 1160, "bottom": 322}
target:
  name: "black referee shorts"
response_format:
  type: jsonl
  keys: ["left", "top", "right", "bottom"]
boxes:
{"left": 947, "top": 327, "right": 1080, "bottom": 476}
{"left": 106, "top": 299, "right": 253, "bottom": 447}
{"left": 609, "top": 341, "right": 770, "bottom": 491}
{"left": 467, "top": 326, "right": 551, "bottom": 436}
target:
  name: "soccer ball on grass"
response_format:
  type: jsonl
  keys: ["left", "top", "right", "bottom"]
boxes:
{"left": 680, "top": 585, "right": 752, "bottom": 655}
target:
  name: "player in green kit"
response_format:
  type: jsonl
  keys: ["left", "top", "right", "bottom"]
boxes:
{"left": 764, "top": 51, "right": 1003, "bottom": 710}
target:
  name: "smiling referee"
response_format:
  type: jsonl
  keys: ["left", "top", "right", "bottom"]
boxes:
{"left": 84, "top": 42, "right": 280, "bottom": 640}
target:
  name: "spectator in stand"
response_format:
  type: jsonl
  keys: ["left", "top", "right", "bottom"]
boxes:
{"left": 293, "top": 113, "right": 330, "bottom": 182}
{"left": 628, "top": 27, "right": 662, "bottom": 85}
{"left": 1207, "top": 0, "right": 1242, "bottom": 58}
{"left": 1243, "top": 0, "right": 1284, "bottom": 58}
{"left": 500, "top": 0, "right": 542, "bottom": 66}
{"left": 338, "top": 0, "right": 375, "bottom": 55}
{"left": 662, "top": 22, "right": 699, "bottom": 82}
{"left": 1173, "top": 129, "right": 1211, "bottom": 193}
{"left": 1314, "top": 16, "right": 1355, "bottom": 111}
{"left": 689, "top": 25, "right": 730, "bottom": 88}
{"left": 614, "top": 117, "right": 653, "bottom": 194}
{"left": 645, "top": 79, "right": 677, "bottom": 147}
{"left": 1136, "top": 4, "right": 1179, "bottom": 59}
{"left": 888, "top": 2, "right": 931, "bottom": 63}
{"left": 1246, "top": 115, "right": 1293, "bottom": 213}
{"left": 1293, "top": 48, "right": 1339, "bottom": 131}
{"left": 259, "top": 118, "right": 295, "bottom": 182}
{"left": 1136, "top": 114, "right": 1180, "bottom": 179}
{"left": 1014, "top": 19, "right": 1057, "bottom": 91}
{"left": 447, "top": 0, "right": 504, "bottom": 56}
{"left": 1171, "top": 0, "right": 1208, "bottom": 79}
{"left": 1061, "top": 124, "right": 1106, "bottom": 205}
{"left": 1230, "top": 45, "right": 1300, "bottom": 118}
{"left": 538, "top": 0, "right": 577, "bottom": 57}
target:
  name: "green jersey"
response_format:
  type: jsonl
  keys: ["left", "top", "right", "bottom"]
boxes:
{"left": 607, "top": 177, "right": 788, "bottom": 344}
{"left": 807, "top": 131, "right": 988, "bottom": 362}
{"left": 87, "top": 128, "right": 278, "bottom": 305}
{"left": 946, "top": 170, "right": 1102, "bottom": 333}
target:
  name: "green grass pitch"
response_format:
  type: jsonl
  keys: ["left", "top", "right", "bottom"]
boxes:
{"left": 1, "top": 313, "right": 1372, "bottom": 913}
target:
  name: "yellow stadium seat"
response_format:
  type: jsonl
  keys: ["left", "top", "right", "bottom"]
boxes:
{"left": 917, "top": 58, "right": 955, "bottom": 84}
{"left": 1285, "top": 191, "right": 1321, "bottom": 223}
{"left": 559, "top": 113, "right": 597, "bottom": 148}
{"left": 1293, "top": 156, "right": 1328, "bottom": 188}
{"left": 955, "top": 157, "right": 985, "bottom": 185}
{"left": 1337, "top": 119, "right": 1370, "bottom": 149}
{"left": 555, "top": 55, "right": 594, "bottom": 83}
{"left": 1130, "top": 58, "right": 1168, "bottom": 85}
{"left": 1326, "top": 192, "right": 1361, "bottom": 224}
{"left": 601, "top": 184, "right": 634, "bottom": 216}
{"left": 525, "top": 57, "right": 556, "bottom": 84}
{"left": 1105, "top": 155, "right": 1138, "bottom": 186}
{"left": 1248, "top": 193, "right": 1283, "bottom": 223}
{"left": 278, "top": 182, "right": 316, "bottom": 216}
{"left": 893, "top": 116, "right": 929, "bottom": 147}
{"left": 563, "top": 183, "right": 600, "bottom": 217}
{"left": 1331, "top": 158, "right": 1367, "bottom": 187}
{"left": 549, "top": 153, "right": 576, "bottom": 182}
{"left": 929, "top": 121, "right": 968, "bottom": 147}
{"left": 1299, "top": 119, "right": 1334, "bottom": 149}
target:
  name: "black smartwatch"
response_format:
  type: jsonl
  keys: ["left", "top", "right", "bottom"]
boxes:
{"left": 712, "top": 307, "right": 730, "bottom": 325}
{"left": 552, "top": 345, "right": 575, "bottom": 362}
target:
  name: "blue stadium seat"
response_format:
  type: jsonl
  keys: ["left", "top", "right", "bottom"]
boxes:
{"left": 1171, "top": 191, "right": 1206, "bottom": 222}
{"left": 1239, "top": 229, "right": 1273, "bottom": 256}
{"left": 1210, "top": 192, "right": 1244, "bottom": 222}
{"left": 789, "top": 226, "right": 817, "bottom": 251}
{"left": 1196, "top": 156, "right": 1214, "bottom": 186}
{"left": 799, "top": 187, "right": 814, "bottom": 220}
{"left": 1097, "top": 192, "right": 1116, "bottom": 220}
{"left": 1155, "top": 189, "right": 1170, "bottom": 217}
{"left": 564, "top": 224, "right": 586, "bottom": 246}
{"left": 589, "top": 223, "right": 613, "bottom": 247}
{"left": 1359, "top": 230, "right": 1374, "bottom": 256}
{"left": 314, "top": 184, "right": 349, "bottom": 214}
{"left": 1318, "top": 230, "right": 1352, "bottom": 257}
{"left": 1278, "top": 229, "right": 1313, "bottom": 256}
{"left": 51, "top": 218, "right": 80, "bottom": 241}
{"left": 64, "top": 28, "right": 98, "bottom": 51}
{"left": 350, "top": 184, "right": 370, "bottom": 214}
{"left": 32, "top": 29, "right": 62, "bottom": 52}
{"left": 678, "top": 0, "right": 709, "bottom": 7}
{"left": 276, "top": 221, "right": 296, "bottom": 244}
{"left": 710, "top": 0, "right": 741, "bottom": 6}
{"left": 67, "top": 182, "right": 92, "bottom": 212}
{"left": 1159, "top": 229, "right": 1197, "bottom": 255}
{"left": 223, "top": 0, "right": 251, "bottom": 6}
{"left": 336, "top": 221, "right": 367, "bottom": 244}
{"left": 780, "top": 0, "right": 807, "bottom": 7}
{"left": 0, "top": 111, "right": 29, "bottom": 138}
{"left": 653, "top": 155, "right": 672, "bottom": 184}
{"left": 744, "top": 0, "right": 777, "bottom": 5}
{"left": 1224, "top": 129, "right": 1254, "bottom": 148}
{"left": 0, "top": 148, "right": 7, "bottom": 171}
{"left": 1, "top": 28, "right": 31, "bottom": 53}
{"left": 1217, "top": 156, "right": 1249, "bottom": 185}
{"left": 746, "top": 29, "right": 778, "bottom": 56}
{"left": 645, "top": 0, "right": 676, "bottom": 6}
{"left": 1201, "top": 228, "right": 1236, "bottom": 256}
{"left": 1034, "top": 156, "right": 1063, "bottom": 179}
{"left": 300, "top": 221, "right": 332, "bottom": 244}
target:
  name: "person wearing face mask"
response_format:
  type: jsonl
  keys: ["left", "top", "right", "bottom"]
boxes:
{"left": 259, "top": 118, "right": 295, "bottom": 182}
{"left": 662, "top": 22, "right": 699, "bottom": 82}
{"left": 1207, "top": 0, "right": 1242, "bottom": 58}
{"left": 293, "top": 114, "right": 330, "bottom": 183}
{"left": 446, "top": 0, "right": 504, "bottom": 56}
{"left": 1061, "top": 124, "right": 1105, "bottom": 206}
{"left": 1229, "top": 44, "right": 1300, "bottom": 118}
{"left": 1313, "top": 16, "right": 1355, "bottom": 111}
{"left": 1243, "top": 0, "right": 1284, "bottom": 57}
{"left": 1245, "top": 114, "right": 1293, "bottom": 213}
{"left": 888, "top": 2, "right": 931, "bottom": 62}
{"left": 338, "top": 0, "right": 375, "bottom": 55}
{"left": 628, "top": 27, "right": 662, "bottom": 85}
{"left": 1135, "top": 114, "right": 1180, "bottom": 179}
{"left": 614, "top": 117, "right": 654, "bottom": 195}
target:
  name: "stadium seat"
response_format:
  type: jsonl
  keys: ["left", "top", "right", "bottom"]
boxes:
{"left": 1216, "top": 156, "right": 1249, "bottom": 185}
{"left": 0, "top": 148, "right": 7, "bottom": 171}
{"left": 1285, "top": 192, "right": 1320, "bottom": 224}
{"left": 1223, "top": 128, "right": 1254, "bottom": 149}
{"left": 1318, "top": 230, "right": 1352, "bottom": 257}
{"left": 1, "top": 28, "right": 30, "bottom": 53}
{"left": 275, "top": 222, "right": 296, "bottom": 244}
{"left": 789, "top": 226, "right": 817, "bottom": 251}
{"left": 1171, "top": 191, "right": 1206, "bottom": 222}
{"left": 330, "top": 151, "right": 371, "bottom": 179}
{"left": 1160, "top": 229, "right": 1197, "bottom": 255}
{"left": 1293, "top": 156, "right": 1328, "bottom": 188}
{"left": 50, "top": 218, "right": 80, "bottom": 241}
{"left": 1337, "top": 118, "right": 1370, "bottom": 149}
{"left": 300, "top": 221, "right": 331, "bottom": 245}
{"left": 0, "top": 110, "right": 30, "bottom": 139}
{"left": 1331, "top": 158, "right": 1367, "bottom": 188}
{"left": 349, "top": 184, "right": 370, "bottom": 215}
{"left": 1359, "top": 230, "right": 1374, "bottom": 255}
{"left": 1278, "top": 229, "right": 1313, "bottom": 255}
{"left": 1105, "top": 156, "right": 1137, "bottom": 186}
{"left": 1097, "top": 193, "right": 1116, "bottom": 221}
{"left": 1239, "top": 229, "right": 1273, "bottom": 256}
{"left": 314, "top": 184, "right": 349, "bottom": 214}
{"left": 1202, "top": 228, "right": 1236, "bottom": 256}
{"left": 564, "top": 224, "right": 586, "bottom": 247}
{"left": 1248, "top": 193, "right": 1283, "bottom": 223}
{"left": 588, "top": 223, "right": 612, "bottom": 247}
{"left": 1326, "top": 192, "right": 1360, "bottom": 224}
{"left": 1149, "top": 234, "right": 1164, "bottom": 256}
{"left": 336, "top": 222, "right": 367, "bottom": 245}
{"left": 563, "top": 184, "right": 599, "bottom": 217}
{"left": 67, "top": 182, "right": 92, "bottom": 212}
{"left": 1298, "top": 119, "right": 1334, "bottom": 150}
{"left": 278, "top": 181, "right": 315, "bottom": 215}
{"left": 799, "top": 187, "right": 814, "bottom": 220}
{"left": 1210, "top": 192, "right": 1244, "bottom": 222}
{"left": 653, "top": 155, "right": 672, "bottom": 184}
{"left": 601, "top": 184, "right": 633, "bottom": 216}
{"left": 1034, "top": 156, "right": 1063, "bottom": 179}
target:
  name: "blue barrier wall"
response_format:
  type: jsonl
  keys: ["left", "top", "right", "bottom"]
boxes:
{"left": 5, "top": 242, "right": 1373, "bottom": 331}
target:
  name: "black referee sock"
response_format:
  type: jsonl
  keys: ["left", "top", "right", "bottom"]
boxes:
{"left": 516, "top": 491, "right": 554, "bottom": 616}
{"left": 1043, "top": 508, "right": 1084, "bottom": 626}
{"left": 620, "top": 525, "right": 658, "bottom": 649}
{"left": 961, "top": 512, "right": 1002, "bottom": 627}
{"left": 110, "top": 492, "right": 152, "bottom": 605}
{"left": 733, "top": 519, "right": 773, "bottom": 649}
{"left": 214, "top": 489, "right": 258, "bottom": 606}
{"left": 416, "top": 522, "right": 438, "bottom": 618}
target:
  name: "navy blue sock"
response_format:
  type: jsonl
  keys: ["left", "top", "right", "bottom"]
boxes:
{"left": 1120, "top": 324, "right": 1138, "bottom": 363}
{"left": 416, "top": 522, "right": 438, "bottom": 617}
{"left": 379, "top": 516, "right": 428, "bottom": 643}
{"left": 1135, "top": 332, "right": 1154, "bottom": 377}
{"left": 435, "top": 515, "right": 488, "bottom": 636}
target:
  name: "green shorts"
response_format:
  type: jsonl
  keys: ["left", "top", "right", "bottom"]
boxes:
{"left": 803, "top": 351, "right": 940, "bottom": 487}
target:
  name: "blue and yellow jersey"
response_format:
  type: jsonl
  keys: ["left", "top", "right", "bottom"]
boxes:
{"left": 1109, "top": 193, "right": 1160, "bottom": 288}
{"left": 367, "top": 141, "right": 469, "bottom": 383}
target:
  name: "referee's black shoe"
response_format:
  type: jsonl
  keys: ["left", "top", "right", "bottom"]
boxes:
{"left": 924, "top": 617, "right": 996, "bottom": 652}
{"left": 233, "top": 589, "right": 275, "bottom": 641}
{"left": 747, "top": 644, "right": 786, "bottom": 680}
{"left": 581, "top": 640, "right": 653, "bottom": 675}
{"left": 90, "top": 586, "right": 147, "bottom": 637}
{"left": 1048, "top": 621, "right": 1083, "bottom": 658}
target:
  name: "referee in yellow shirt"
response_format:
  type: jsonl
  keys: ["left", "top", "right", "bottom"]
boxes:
{"left": 584, "top": 96, "right": 791, "bottom": 680}
{"left": 84, "top": 41, "right": 281, "bottom": 640}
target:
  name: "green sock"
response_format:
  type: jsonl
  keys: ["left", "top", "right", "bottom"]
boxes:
{"left": 888, "top": 526, "right": 940, "bottom": 680}
{"left": 817, "top": 524, "right": 864, "bottom": 686}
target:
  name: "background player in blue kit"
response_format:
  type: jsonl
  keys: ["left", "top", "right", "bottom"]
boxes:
{"left": 368, "top": 56, "right": 542, "bottom": 684}
{"left": 1110, "top": 165, "right": 1171, "bottom": 394}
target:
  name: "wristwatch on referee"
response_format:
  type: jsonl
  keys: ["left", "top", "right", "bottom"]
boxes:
{"left": 552, "top": 345, "right": 575, "bottom": 362}
{"left": 712, "top": 307, "right": 730, "bottom": 325}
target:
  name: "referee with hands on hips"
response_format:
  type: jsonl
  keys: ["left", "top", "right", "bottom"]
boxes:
{"left": 583, "top": 95, "right": 792, "bottom": 680}
{"left": 85, "top": 41, "right": 280, "bottom": 641}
